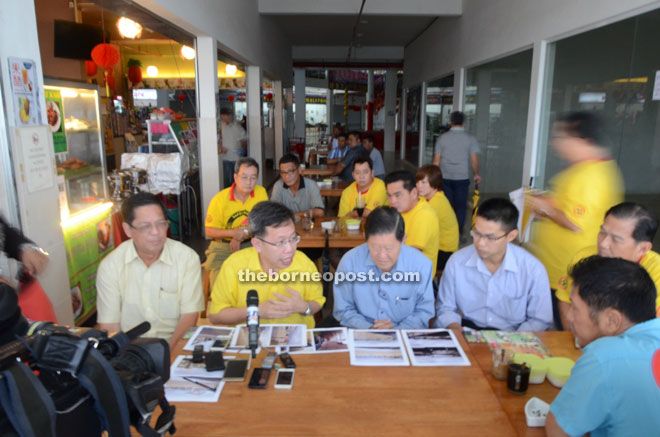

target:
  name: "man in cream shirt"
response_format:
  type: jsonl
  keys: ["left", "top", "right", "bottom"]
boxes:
{"left": 96, "top": 193, "right": 204, "bottom": 349}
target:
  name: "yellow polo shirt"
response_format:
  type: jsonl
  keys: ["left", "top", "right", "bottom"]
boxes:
{"left": 557, "top": 246, "right": 660, "bottom": 316}
{"left": 338, "top": 178, "right": 388, "bottom": 217}
{"left": 401, "top": 198, "right": 440, "bottom": 275}
{"left": 426, "top": 191, "right": 459, "bottom": 252}
{"left": 206, "top": 184, "right": 268, "bottom": 231}
{"left": 209, "top": 247, "right": 325, "bottom": 328}
{"left": 96, "top": 238, "right": 205, "bottom": 341}
{"left": 526, "top": 159, "right": 623, "bottom": 290}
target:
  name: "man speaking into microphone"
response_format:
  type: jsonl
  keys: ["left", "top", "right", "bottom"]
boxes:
{"left": 208, "top": 202, "right": 324, "bottom": 328}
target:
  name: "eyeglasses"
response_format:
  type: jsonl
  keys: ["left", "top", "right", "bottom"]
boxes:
{"left": 470, "top": 229, "right": 508, "bottom": 242}
{"left": 279, "top": 168, "right": 299, "bottom": 176}
{"left": 129, "top": 220, "right": 170, "bottom": 233}
{"left": 238, "top": 175, "right": 258, "bottom": 182}
{"left": 257, "top": 234, "right": 301, "bottom": 248}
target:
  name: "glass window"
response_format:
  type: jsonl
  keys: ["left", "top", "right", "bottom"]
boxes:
{"left": 537, "top": 8, "right": 660, "bottom": 246}
{"left": 424, "top": 75, "right": 454, "bottom": 165}
{"left": 405, "top": 85, "right": 421, "bottom": 165}
{"left": 464, "top": 49, "right": 533, "bottom": 197}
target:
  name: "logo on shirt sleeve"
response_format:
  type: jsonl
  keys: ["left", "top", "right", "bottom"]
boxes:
{"left": 573, "top": 205, "right": 587, "bottom": 217}
{"left": 206, "top": 214, "right": 213, "bottom": 223}
{"left": 558, "top": 276, "right": 568, "bottom": 291}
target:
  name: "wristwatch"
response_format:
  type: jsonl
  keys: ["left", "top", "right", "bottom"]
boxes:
{"left": 302, "top": 301, "right": 312, "bottom": 316}
{"left": 243, "top": 228, "right": 249, "bottom": 237}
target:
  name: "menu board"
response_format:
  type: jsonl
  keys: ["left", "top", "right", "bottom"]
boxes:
{"left": 8, "top": 57, "right": 41, "bottom": 126}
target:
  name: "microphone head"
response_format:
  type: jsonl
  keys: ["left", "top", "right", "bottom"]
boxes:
{"left": 247, "top": 289, "right": 259, "bottom": 307}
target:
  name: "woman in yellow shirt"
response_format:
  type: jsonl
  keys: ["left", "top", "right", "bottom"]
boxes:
{"left": 526, "top": 112, "right": 623, "bottom": 328}
{"left": 415, "top": 165, "right": 459, "bottom": 272}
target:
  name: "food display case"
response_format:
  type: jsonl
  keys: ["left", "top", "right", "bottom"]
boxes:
{"left": 44, "top": 78, "right": 113, "bottom": 325}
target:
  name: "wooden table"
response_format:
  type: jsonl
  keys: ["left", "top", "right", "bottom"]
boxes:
{"left": 308, "top": 149, "right": 329, "bottom": 166}
{"left": 320, "top": 180, "right": 350, "bottom": 197}
{"left": 296, "top": 216, "right": 365, "bottom": 249}
{"left": 467, "top": 331, "right": 582, "bottom": 436}
{"left": 302, "top": 164, "right": 334, "bottom": 178}
{"left": 164, "top": 330, "right": 517, "bottom": 436}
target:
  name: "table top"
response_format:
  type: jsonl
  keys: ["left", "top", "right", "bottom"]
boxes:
{"left": 296, "top": 216, "right": 365, "bottom": 248}
{"left": 466, "top": 331, "right": 582, "bottom": 437}
{"left": 320, "top": 180, "right": 350, "bottom": 197}
{"left": 165, "top": 329, "right": 519, "bottom": 436}
{"left": 301, "top": 165, "right": 334, "bottom": 177}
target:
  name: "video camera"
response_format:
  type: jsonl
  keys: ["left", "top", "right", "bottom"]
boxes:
{"left": 0, "top": 282, "right": 176, "bottom": 437}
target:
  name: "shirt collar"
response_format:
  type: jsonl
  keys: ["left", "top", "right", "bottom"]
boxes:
{"left": 124, "top": 239, "right": 173, "bottom": 266}
{"left": 465, "top": 243, "right": 518, "bottom": 274}
{"left": 450, "top": 126, "right": 465, "bottom": 131}
{"left": 230, "top": 183, "right": 255, "bottom": 201}
{"left": 282, "top": 176, "right": 305, "bottom": 190}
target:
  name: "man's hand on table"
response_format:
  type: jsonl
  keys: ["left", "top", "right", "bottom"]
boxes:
{"left": 372, "top": 319, "right": 395, "bottom": 329}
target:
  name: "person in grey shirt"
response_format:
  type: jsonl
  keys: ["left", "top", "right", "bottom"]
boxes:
{"left": 432, "top": 111, "right": 481, "bottom": 234}
{"left": 362, "top": 135, "right": 385, "bottom": 178}
{"left": 271, "top": 153, "right": 324, "bottom": 219}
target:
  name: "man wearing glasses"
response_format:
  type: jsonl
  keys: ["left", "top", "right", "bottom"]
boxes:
{"left": 270, "top": 153, "right": 324, "bottom": 219}
{"left": 205, "top": 157, "right": 268, "bottom": 288}
{"left": 435, "top": 198, "right": 552, "bottom": 331}
{"left": 97, "top": 193, "right": 204, "bottom": 349}
{"left": 208, "top": 202, "right": 324, "bottom": 328}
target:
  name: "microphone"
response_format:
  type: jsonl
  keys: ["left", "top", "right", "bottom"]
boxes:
{"left": 96, "top": 321, "right": 151, "bottom": 358}
{"left": 246, "top": 290, "right": 259, "bottom": 358}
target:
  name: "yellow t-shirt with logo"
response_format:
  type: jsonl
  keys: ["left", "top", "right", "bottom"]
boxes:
{"left": 338, "top": 178, "right": 388, "bottom": 217}
{"left": 426, "top": 191, "right": 459, "bottom": 252}
{"left": 208, "top": 247, "right": 325, "bottom": 328}
{"left": 401, "top": 198, "right": 440, "bottom": 276}
{"left": 205, "top": 184, "right": 268, "bottom": 232}
{"left": 526, "top": 159, "right": 623, "bottom": 290}
{"left": 556, "top": 246, "right": 660, "bottom": 317}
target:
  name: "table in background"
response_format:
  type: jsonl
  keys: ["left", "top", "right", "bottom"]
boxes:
{"left": 467, "top": 331, "right": 582, "bottom": 437}
{"left": 320, "top": 180, "right": 350, "bottom": 197}
{"left": 301, "top": 165, "right": 334, "bottom": 178}
{"left": 308, "top": 149, "right": 329, "bottom": 166}
{"left": 296, "top": 216, "right": 365, "bottom": 249}
{"left": 163, "top": 328, "right": 517, "bottom": 436}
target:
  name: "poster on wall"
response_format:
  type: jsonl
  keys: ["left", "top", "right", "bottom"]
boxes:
{"left": 8, "top": 57, "right": 41, "bottom": 126}
{"left": 44, "top": 88, "right": 67, "bottom": 153}
{"left": 62, "top": 207, "right": 114, "bottom": 323}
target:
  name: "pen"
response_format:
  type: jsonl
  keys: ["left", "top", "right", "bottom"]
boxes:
{"left": 183, "top": 376, "right": 216, "bottom": 392}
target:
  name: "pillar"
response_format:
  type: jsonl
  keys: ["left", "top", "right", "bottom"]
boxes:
{"left": 384, "top": 69, "right": 397, "bottom": 152}
{"left": 294, "top": 68, "right": 306, "bottom": 139}
{"left": 246, "top": 65, "right": 264, "bottom": 184}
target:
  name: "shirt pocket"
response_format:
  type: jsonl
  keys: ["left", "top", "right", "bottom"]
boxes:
{"left": 390, "top": 288, "right": 415, "bottom": 323}
{"left": 494, "top": 285, "right": 527, "bottom": 325}
{"left": 158, "top": 288, "right": 180, "bottom": 320}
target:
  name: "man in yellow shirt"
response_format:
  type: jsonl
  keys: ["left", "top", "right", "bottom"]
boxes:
{"left": 526, "top": 112, "right": 623, "bottom": 326}
{"left": 555, "top": 202, "right": 660, "bottom": 328}
{"left": 416, "top": 164, "right": 459, "bottom": 272}
{"left": 209, "top": 201, "right": 325, "bottom": 328}
{"left": 205, "top": 157, "right": 268, "bottom": 287}
{"left": 338, "top": 156, "right": 387, "bottom": 218}
{"left": 385, "top": 171, "right": 440, "bottom": 275}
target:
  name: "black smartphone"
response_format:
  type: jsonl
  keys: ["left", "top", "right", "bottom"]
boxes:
{"left": 279, "top": 352, "right": 296, "bottom": 369}
{"left": 192, "top": 345, "right": 204, "bottom": 363}
{"left": 205, "top": 351, "right": 225, "bottom": 371}
{"left": 248, "top": 367, "right": 271, "bottom": 389}
{"left": 210, "top": 338, "right": 226, "bottom": 352}
{"left": 223, "top": 359, "right": 249, "bottom": 381}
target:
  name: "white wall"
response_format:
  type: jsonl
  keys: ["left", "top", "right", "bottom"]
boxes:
{"left": 404, "top": 0, "right": 660, "bottom": 87}
{"left": 136, "top": 0, "right": 293, "bottom": 86}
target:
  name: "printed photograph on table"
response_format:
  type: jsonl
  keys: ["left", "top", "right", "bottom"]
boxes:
{"left": 165, "top": 377, "right": 224, "bottom": 403}
{"left": 184, "top": 325, "right": 235, "bottom": 351}
{"left": 348, "top": 330, "right": 409, "bottom": 366}
{"left": 289, "top": 328, "right": 349, "bottom": 354}
{"left": 230, "top": 324, "right": 307, "bottom": 348}
{"left": 402, "top": 329, "right": 471, "bottom": 366}
{"left": 171, "top": 355, "right": 225, "bottom": 379}
{"left": 482, "top": 331, "right": 552, "bottom": 358}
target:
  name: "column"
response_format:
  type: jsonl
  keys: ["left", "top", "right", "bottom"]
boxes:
{"left": 273, "top": 80, "right": 284, "bottom": 164}
{"left": 417, "top": 82, "right": 427, "bottom": 166}
{"left": 366, "top": 70, "right": 374, "bottom": 131}
{"left": 384, "top": 68, "right": 397, "bottom": 153}
{"left": 526, "top": 41, "right": 553, "bottom": 189}
{"left": 326, "top": 88, "right": 333, "bottom": 135}
{"left": 195, "top": 37, "right": 220, "bottom": 230}
{"left": 285, "top": 87, "right": 294, "bottom": 149}
{"left": 399, "top": 88, "right": 407, "bottom": 160}
{"left": 294, "top": 68, "right": 306, "bottom": 139}
{"left": 246, "top": 65, "right": 264, "bottom": 185}
{"left": 454, "top": 68, "right": 465, "bottom": 112}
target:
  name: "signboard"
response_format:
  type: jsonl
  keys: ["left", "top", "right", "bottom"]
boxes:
{"left": 8, "top": 57, "right": 41, "bottom": 126}
{"left": 44, "top": 88, "right": 67, "bottom": 153}
{"left": 13, "top": 126, "right": 54, "bottom": 193}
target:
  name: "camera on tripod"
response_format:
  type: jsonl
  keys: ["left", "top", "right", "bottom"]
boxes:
{"left": 0, "top": 282, "right": 176, "bottom": 437}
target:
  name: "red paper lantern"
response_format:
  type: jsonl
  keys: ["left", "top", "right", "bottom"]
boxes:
{"left": 85, "top": 60, "right": 98, "bottom": 77}
{"left": 228, "top": 95, "right": 235, "bottom": 102}
{"left": 177, "top": 93, "right": 185, "bottom": 102}
{"left": 105, "top": 69, "right": 116, "bottom": 90}
{"left": 127, "top": 59, "right": 142, "bottom": 85}
{"left": 91, "top": 43, "right": 120, "bottom": 69}
{"left": 266, "top": 92, "right": 273, "bottom": 101}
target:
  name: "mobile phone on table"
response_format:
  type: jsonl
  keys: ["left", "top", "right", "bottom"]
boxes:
{"left": 274, "top": 369, "right": 295, "bottom": 389}
{"left": 279, "top": 352, "right": 296, "bottom": 369}
{"left": 248, "top": 367, "right": 271, "bottom": 389}
{"left": 210, "top": 337, "right": 226, "bottom": 352}
{"left": 223, "top": 358, "right": 250, "bottom": 382}
{"left": 192, "top": 345, "right": 204, "bottom": 363}
{"left": 262, "top": 351, "right": 277, "bottom": 369}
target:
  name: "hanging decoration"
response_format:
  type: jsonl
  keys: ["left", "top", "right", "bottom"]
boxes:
{"left": 85, "top": 60, "right": 98, "bottom": 77}
{"left": 265, "top": 92, "right": 273, "bottom": 102}
{"left": 105, "top": 69, "right": 116, "bottom": 92}
{"left": 127, "top": 58, "right": 143, "bottom": 86}
{"left": 228, "top": 95, "right": 235, "bottom": 102}
{"left": 91, "top": 43, "right": 120, "bottom": 69}
{"left": 177, "top": 93, "right": 185, "bottom": 102}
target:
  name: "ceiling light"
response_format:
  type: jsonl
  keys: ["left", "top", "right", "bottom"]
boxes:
{"left": 225, "top": 64, "right": 237, "bottom": 75}
{"left": 116, "top": 17, "right": 142, "bottom": 39}
{"left": 180, "top": 45, "right": 195, "bottom": 60}
{"left": 146, "top": 66, "right": 159, "bottom": 77}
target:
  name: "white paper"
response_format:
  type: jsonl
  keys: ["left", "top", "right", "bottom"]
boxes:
{"left": 401, "top": 329, "right": 471, "bottom": 367}
{"left": 653, "top": 70, "right": 660, "bottom": 101}
{"left": 171, "top": 355, "right": 225, "bottom": 379}
{"left": 348, "top": 329, "right": 409, "bottom": 366}
{"left": 164, "top": 376, "right": 224, "bottom": 403}
{"left": 230, "top": 324, "right": 307, "bottom": 349}
{"left": 183, "top": 325, "right": 235, "bottom": 352}
{"left": 14, "top": 126, "right": 55, "bottom": 193}
{"left": 289, "top": 328, "right": 349, "bottom": 354}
